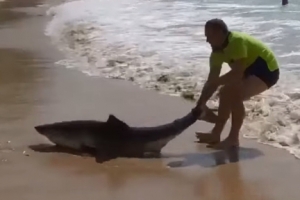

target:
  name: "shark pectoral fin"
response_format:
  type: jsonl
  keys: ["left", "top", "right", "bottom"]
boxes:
{"left": 144, "top": 151, "right": 162, "bottom": 158}
{"left": 95, "top": 144, "right": 119, "bottom": 164}
{"left": 95, "top": 152, "right": 112, "bottom": 164}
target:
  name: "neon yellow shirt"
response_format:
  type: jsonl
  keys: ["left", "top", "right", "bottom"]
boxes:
{"left": 210, "top": 31, "right": 279, "bottom": 71}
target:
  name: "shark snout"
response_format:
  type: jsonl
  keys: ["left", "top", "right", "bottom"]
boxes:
{"left": 34, "top": 125, "right": 49, "bottom": 135}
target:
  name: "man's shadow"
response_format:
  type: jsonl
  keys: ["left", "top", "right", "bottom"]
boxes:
{"left": 166, "top": 146, "right": 264, "bottom": 168}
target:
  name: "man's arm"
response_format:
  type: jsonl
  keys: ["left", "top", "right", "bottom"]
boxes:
{"left": 214, "top": 59, "right": 246, "bottom": 86}
{"left": 197, "top": 65, "right": 221, "bottom": 107}
{"left": 214, "top": 39, "right": 248, "bottom": 86}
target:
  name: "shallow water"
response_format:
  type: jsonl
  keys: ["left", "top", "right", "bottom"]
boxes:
{"left": 45, "top": 0, "right": 300, "bottom": 158}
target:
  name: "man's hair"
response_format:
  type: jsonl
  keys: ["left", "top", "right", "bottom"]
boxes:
{"left": 205, "top": 18, "right": 229, "bottom": 34}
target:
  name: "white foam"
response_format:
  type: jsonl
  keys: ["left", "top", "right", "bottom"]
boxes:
{"left": 279, "top": 51, "right": 300, "bottom": 58}
{"left": 45, "top": 0, "right": 300, "bottom": 159}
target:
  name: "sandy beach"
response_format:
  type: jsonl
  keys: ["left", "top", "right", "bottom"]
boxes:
{"left": 0, "top": 0, "right": 300, "bottom": 199}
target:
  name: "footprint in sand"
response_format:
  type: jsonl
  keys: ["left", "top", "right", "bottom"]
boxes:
{"left": 0, "top": 157, "right": 8, "bottom": 163}
{"left": 0, "top": 141, "right": 15, "bottom": 153}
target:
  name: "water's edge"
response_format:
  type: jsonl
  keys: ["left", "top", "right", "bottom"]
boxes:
{"left": 44, "top": 0, "right": 300, "bottom": 159}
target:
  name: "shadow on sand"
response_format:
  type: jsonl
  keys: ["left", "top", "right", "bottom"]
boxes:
{"left": 29, "top": 143, "right": 166, "bottom": 160}
{"left": 29, "top": 143, "right": 264, "bottom": 168}
{"left": 167, "top": 145, "right": 264, "bottom": 168}
{"left": 29, "top": 144, "right": 95, "bottom": 157}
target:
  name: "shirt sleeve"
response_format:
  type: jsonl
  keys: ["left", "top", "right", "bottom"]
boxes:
{"left": 229, "top": 38, "right": 248, "bottom": 60}
{"left": 209, "top": 52, "right": 223, "bottom": 68}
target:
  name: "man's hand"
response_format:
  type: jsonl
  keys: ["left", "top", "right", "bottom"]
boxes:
{"left": 196, "top": 81, "right": 219, "bottom": 109}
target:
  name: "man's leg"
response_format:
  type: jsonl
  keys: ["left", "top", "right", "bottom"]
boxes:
{"left": 212, "top": 75, "right": 269, "bottom": 149}
{"left": 196, "top": 86, "right": 233, "bottom": 144}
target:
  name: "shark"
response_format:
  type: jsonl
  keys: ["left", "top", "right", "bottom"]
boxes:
{"left": 34, "top": 108, "right": 202, "bottom": 163}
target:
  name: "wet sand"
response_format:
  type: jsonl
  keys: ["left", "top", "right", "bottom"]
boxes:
{"left": 0, "top": 0, "right": 300, "bottom": 199}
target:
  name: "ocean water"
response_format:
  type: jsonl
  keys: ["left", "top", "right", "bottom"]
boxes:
{"left": 45, "top": 0, "right": 300, "bottom": 158}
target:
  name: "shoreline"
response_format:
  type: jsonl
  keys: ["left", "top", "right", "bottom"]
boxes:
{"left": 43, "top": 0, "right": 300, "bottom": 160}
{"left": 0, "top": 0, "right": 300, "bottom": 199}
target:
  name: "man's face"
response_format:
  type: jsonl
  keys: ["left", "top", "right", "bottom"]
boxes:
{"left": 205, "top": 26, "right": 224, "bottom": 48}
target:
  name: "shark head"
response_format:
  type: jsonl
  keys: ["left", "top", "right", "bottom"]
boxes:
{"left": 34, "top": 120, "right": 106, "bottom": 149}
{"left": 34, "top": 123, "right": 85, "bottom": 149}
{"left": 34, "top": 115, "right": 131, "bottom": 149}
{"left": 35, "top": 124, "right": 60, "bottom": 139}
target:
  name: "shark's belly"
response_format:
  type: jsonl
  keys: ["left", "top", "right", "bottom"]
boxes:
{"left": 81, "top": 134, "right": 97, "bottom": 148}
{"left": 50, "top": 133, "right": 97, "bottom": 150}
{"left": 53, "top": 139, "right": 82, "bottom": 149}
{"left": 143, "top": 136, "right": 175, "bottom": 152}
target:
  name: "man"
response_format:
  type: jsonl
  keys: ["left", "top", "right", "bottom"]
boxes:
{"left": 195, "top": 18, "right": 279, "bottom": 149}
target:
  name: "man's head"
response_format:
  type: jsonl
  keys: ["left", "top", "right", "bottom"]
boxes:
{"left": 205, "top": 18, "right": 229, "bottom": 49}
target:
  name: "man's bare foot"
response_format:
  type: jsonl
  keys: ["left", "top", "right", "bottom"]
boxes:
{"left": 195, "top": 132, "right": 220, "bottom": 144}
{"left": 208, "top": 138, "right": 239, "bottom": 149}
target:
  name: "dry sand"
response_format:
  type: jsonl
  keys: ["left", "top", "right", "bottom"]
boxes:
{"left": 0, "top": 0, "right": 300, "bottom": 199}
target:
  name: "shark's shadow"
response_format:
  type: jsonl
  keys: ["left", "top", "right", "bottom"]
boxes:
{"left": 29, "top": 144, "right": 96, "bottom": 157}
{"left": 29, "top": 144, "right": 167, "bottom": 159}
{"left": 29, "top": 144, "right": 264, "bottom": 167}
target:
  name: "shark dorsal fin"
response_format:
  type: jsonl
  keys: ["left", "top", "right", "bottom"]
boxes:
{"left": 106, "top": 114, "right": 130, "bottom": 131}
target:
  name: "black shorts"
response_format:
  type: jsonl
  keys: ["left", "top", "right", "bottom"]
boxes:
{"left": 244, "top": 57, "right": 279, "bottom": 88}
